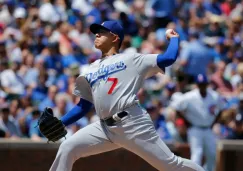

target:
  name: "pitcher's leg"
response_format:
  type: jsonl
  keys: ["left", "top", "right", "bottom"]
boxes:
{"left": 123, "top": 131, "right": 204, "bottom": 171}
{"left": 115, "top": 113, "right": 205, "bottom": 171}
{"left": 50, "top": 121, "right": 119, "bottom": 171}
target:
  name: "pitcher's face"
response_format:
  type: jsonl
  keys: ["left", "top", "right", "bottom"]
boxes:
{"left": 94, "top": 29, "right": 119, "bottom": 51}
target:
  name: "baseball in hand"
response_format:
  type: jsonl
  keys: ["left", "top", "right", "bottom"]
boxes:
{"left": 165, "top": 29, "right": 179, "bottom": 40}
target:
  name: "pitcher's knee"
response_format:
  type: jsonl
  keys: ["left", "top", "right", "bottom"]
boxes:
{"left": 58, "top": 140, "right": 76, "bottom": 160}
{"left": 162, "top": 155, "right": 205, "bottom": 171}
{"left": 178, "top": 157, "right": 206, "bottom": 171}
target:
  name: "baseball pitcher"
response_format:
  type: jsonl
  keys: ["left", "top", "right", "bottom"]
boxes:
{"left": 38, "top": 20, "right": 204, "bottom": 171}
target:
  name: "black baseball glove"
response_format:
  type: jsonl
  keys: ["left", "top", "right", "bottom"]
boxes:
{"left": 37, "top": 107, "right": 67, "bottom": 142}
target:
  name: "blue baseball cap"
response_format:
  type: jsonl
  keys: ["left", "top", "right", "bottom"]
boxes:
{"left": 90, "top": 21, "right": 124, "bottom": 46}
{"left": 195, "top": 74, "right": 208, "bottom": 84}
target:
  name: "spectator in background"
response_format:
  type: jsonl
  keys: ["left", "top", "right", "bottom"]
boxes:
{"left": 71, "top": 0, "right": 93, "bottom": 16}
{"left": 0, "top": 105, "right": 22, "bottom": 138}
{"left": 120, "top": 35, "right": 137, "bottom": 54}
{"left": 86, "top": 0, "right": 103, "bottom": 25}
{"left": 31, "top": 70, "right": 49, "bottom": 104}
{"left": 221, "top": 0, "right": 237, "bottom": 16}
{"left": 68, "top": 20, "right": 93, "bottom": 56}
{"left": 20, "top": 51, "right": 39, "bottom": 88}
{"left": 213, "top": 108, "right": 236, "bottom": 139}
{"left": 189, "top": 0, "right": 207, "bottom": 21}
{"left": 173, "top": 118, "right": 188, "bottom": 143}
{"left": 179, "top": 31, "right": 214, "bottom": 84}
{"left": 0, "top": 0, "right": 13, "bottom": 26}
{"left": 212, "top": 37, "right": 228, "bottom": 64}
{"left": 211, "top": 61, "right": 233, "bottom": 98}
{"left": 53, "top": 92, "right": 73, "bottom": 118}
{"left": 119, "top": 12, "right": 138, "bottom": 36}
{"left": 224, "top": 50, "right": 243, "bottom": 82}
{"left": 39, "top": 0, "right": 67, "bottom": 24}
{"left": 0, "top": 60, "right": 25, "bottom": 99}
{"left": 147, "top": 0, "right": 176, "bottom": 29}
{"left": 231, "top": 62, "right": 243, "bottom": 89}
{"left": 226, "top": 113, "right": 243, "bottom": 139}
{"left": 59, "top": 22, "right": 73, "bottom": 56}
{"left": 28, "top": 109, "right": 44, "bottom": 141}
{"left": 147, "top": 101, "right": 172, "bottom": 141}
{"left": 39, "top": 85, "right": 58, "bottom": 111}
{"left": 174, "top": 17, "right": 188, "bottom": 42}
{"left": 44, "top": 42, "right": 63, "bottom": 73}
{"left": 18, "top": 93, "right": 34, "bottom": 117}
{"left": 204, "top": 15, "right": 224, "bottom": 38}
{"left": 137, "top": 88, "right": 150, "bottom": 109}
{"left": 9, "top": 99, "right": 21, "bottom": 125}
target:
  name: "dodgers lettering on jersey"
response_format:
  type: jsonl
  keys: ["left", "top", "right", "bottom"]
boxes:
{"left": 85, "top": 61, "right": 127, "bottom": 87}
{"left": 73, "top": 53, "right": 164, "bottom": 119}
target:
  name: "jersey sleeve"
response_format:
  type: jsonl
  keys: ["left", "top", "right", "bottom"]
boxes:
{"left": 73, "top": 74, "right": 93, "bottom": 103}
{"left": 133, "top": 53, "right": 165, "bottom": 79}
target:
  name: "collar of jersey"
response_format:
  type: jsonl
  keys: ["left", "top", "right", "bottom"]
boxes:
{"left": 100, "top": 54, "right": 118, "bottom": 62}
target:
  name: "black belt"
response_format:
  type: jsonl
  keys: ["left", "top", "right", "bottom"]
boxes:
{"left": 101, "top": 111, "right": 128, "bottom": 126}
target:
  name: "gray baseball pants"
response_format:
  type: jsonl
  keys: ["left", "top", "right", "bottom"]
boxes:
{"left": 50, "top": 105, "right": 204, "bottom": 171}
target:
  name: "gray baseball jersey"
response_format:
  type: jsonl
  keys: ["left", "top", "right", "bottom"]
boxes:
{"left": 73, "top": 53, "right": 163, "bottom": 119}
{"left": 50, "top": 53, "right": 204, "bottom": 171}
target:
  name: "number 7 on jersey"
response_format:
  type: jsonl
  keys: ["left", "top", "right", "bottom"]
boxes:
{"left": 107, "top": 77, "right": 118, "bottom": 94}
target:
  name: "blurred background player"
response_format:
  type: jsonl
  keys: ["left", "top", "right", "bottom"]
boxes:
{"left": 170, "top": 74, "right": 225, "bottom": 171}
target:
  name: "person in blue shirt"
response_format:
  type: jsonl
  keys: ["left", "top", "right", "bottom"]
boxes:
{"left": 44, "top": 42, "right": 63, "bottom": 73}
{"left": 146, "top": 102, "right": 172, "bottom": 141}
{"left": 149, "top": 0, "right": 176, "bottom": 29}
{"left": 28, "top": 109, "right": 44, "bottom": 141}
{"left": 86, "top": 1, "right": 102, "bottom": 24}
{"left": 31, "top": 71, "right": 49, "bottom": 104}
{"left": 211, "top": 38, "right": 228, "bottom": 63}
{"left": 119, "top": 12, "right": 138, "bottom": 36}
{"left": 179, "top": 31, "right": 214, "bottom": 83}
{"left": 38, "top": 85, "right": 58, "bottom": 111}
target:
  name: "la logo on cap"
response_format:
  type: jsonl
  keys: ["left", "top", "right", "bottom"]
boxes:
{"left": 101, "top": 22, "right": 105, "bottom": 25}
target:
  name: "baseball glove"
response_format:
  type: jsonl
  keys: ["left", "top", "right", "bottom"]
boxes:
{"left": 37, "top": 107, "right": 67, "bottom": 142}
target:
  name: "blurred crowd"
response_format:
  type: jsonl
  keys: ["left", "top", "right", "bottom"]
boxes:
{"left": 0, "top": 0, "right": 243, "bottom": 145}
